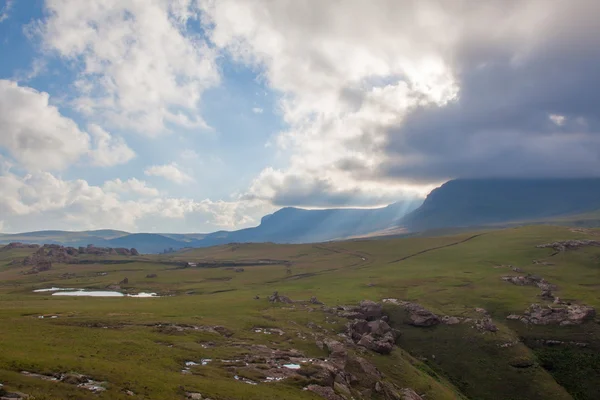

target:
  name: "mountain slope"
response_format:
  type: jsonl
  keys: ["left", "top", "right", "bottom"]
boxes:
{"left": 0, "top": 200, "right": 421, "bottom": 253}
{"left": 195, "top": 200, "right": 422, "bottom": 247}
{"left": 400, "top": 178, "right": 600, "bottom": 232}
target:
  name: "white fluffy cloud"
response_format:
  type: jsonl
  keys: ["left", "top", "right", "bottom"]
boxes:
{"left": 88, "top": 124, "right": 135, "bottom": 167}
{"left": 103, "top": 178, "right": 159, "bottom": 197}
{"left": 199, "top": 0, "right": 459, "bottom": 206}
{"left": 0, "top": 79, "right": 90, "bottom": 170}
{"left": 0, "top": 171, "right": 267, "bottom": 232}
{"left": 39, "top": 0, "right": 220, "bottom": 135}
{"left": 0, "top": 80, "right": 136, "bottom": 171}
{"left": 144, "top": 163, "right": 194, "bottom": 184}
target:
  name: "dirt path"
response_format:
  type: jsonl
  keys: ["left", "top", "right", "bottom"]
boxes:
{"left": 388, "top": 233, "right": 487, "bottom": 264}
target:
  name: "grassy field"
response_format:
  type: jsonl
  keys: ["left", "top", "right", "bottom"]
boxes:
{"left": 0, "top": 225, "right": 599, "bottom": 399}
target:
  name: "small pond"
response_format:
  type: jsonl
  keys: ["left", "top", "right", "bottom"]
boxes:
{"left": 34, "top": 288, "right": 159, "bottom": 297}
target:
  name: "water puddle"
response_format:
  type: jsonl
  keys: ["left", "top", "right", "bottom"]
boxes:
{"left": 283, "top": 364, "right": 301, "bottom": 370}
{"left": 33, "top": 288, "right": 76, "bottom": 292}
{"left": 34, "top": 289, "right": 159, "bottom": 297}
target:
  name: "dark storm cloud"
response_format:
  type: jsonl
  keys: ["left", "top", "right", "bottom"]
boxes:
{"left": 375, "top": 2, "right": 600, "bottom": 183}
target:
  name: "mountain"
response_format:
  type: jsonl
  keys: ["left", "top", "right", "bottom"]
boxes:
{"left": 106, "top": 233, "right": 195, "bottom": 254}
{"left": 0, "top": 200, "right": 421, "bottom": 253}
{"left": 399, "top": 178, "right": 600, "bottom": 232}
{"left": 193, "top": 200, "right": 422, "bottom": 247}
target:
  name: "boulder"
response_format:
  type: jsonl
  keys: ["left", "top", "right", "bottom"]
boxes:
{"left": 347, "top": 320, "right": 371, "bottom": 341}
{"left": 119, "top": 277, "right": 129, "bottom": 285}
{"left": 357, "top": 333, "right": 394, "bottom": 354}
{"left": 146, "top": 274, "right": 158, "bottom": 278}
{"left": 404, "top": 304, "right": 440, "bottom": 327}
{"left": 61, "top": 373, "right": 89, "bottom": 385}
{"left": 323, "top": 339, "right": 347, "bottom": 360}
{"left": 367, "top": 320, "right": 392, "bottom": 336}
{"left": 268, "top": 291, "right": 293, "bottom": 303}
{"left": 441, "top": 316, "right": 461, "bottom": 325}
{"left": 130, "top": 248, "right": 140, "bottom": 256}
{"left": 475, "top": 318, "right": 498, "bottom": 332}
{"left": 306, "top": 385, "right": 345, "bottom": 400}
{"left": 310, "top": 296, "right": 324, "bottom": 305}
{"left": 359, "top": 300, "right": 383, "bottom": 321}
{"left": 400, "top": 388, "right": 424, "bottom": 400}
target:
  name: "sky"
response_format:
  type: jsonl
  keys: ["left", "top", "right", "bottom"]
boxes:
{"left": 1, "top": 0, "right": 599, "bottom": 233}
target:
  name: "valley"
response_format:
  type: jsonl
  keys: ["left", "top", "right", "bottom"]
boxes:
{"left": 1, "top": 225, "right": 599, "bottom": 399}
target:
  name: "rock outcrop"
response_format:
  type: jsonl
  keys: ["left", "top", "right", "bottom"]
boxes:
{"left": 18, "top": 244, "right": 140, "bottom": 267}
{"left": 268, "top": 291, "right": 293, "bottom": 303}
{"left": 382, "top": 299, "right": 441, "bottom": 327}
{"left": 306, "top": 385, "right": 345, "bottom": 400}
{"left": 1, "top": 242, "right": 40, "bottom": 251}
{"left": 400, "top": 388, "right": 424, "bottom": 400}
{"left": 327, "top": 300, "right": 383, "bottom": 321}
{"left": 501, "top": 275, "right": 556, "bottom": 291}
{"left": 507, "top": 303, "right": 596, "bottom": 326}
{"left": 537, "top": 240, "right": 600, "bottom": 253}
{"left": 347, "top": 319, "right": 397, "bottom": 354}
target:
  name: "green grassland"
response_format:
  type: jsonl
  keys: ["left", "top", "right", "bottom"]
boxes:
{"left": 0, "top": 225, "right": 599, "bottom": 399}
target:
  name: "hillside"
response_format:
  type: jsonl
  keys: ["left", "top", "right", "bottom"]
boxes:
{"left": 0, "top": 200, "right": 421, "bottom": 253}
{"left": 0, "top": 225, "right": 599, "bottom": 399}
{"left": 400, "top": 178, "right": 600, "bottom": 232}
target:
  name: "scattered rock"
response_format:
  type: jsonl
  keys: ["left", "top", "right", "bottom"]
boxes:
{"left": 105, "top": 284, "right": 121, "bottom": 291}
{"left": 186, "top": 392, "right": 203, "bottom": 399}
{"left": 400, "top": 388, "right": 424, "bottom": 400}
{"left": 234, "top": 268, "right": 245, "bottom": 272}
{"left": 357, "top": 334, "right": 394, "bottom": 354}
{"left": 254, "top": 295, "right": 260, "bottom": 300}
{"left": 306, "top": 385, "right": 344, "bottom": 400}
{"left": 146, "top": 274, "right": 158, "bottom": 278}
{"left": 532, "top": 259, "right": 554, "bottom": 266}
{"left": 508, "top": 303, "right": 596, "bottom": 325}
{"left": 20, "top": 371, "right": 106, "bottom": 393}
{"left": 537, "top": 240, "right": 600, "bottom": 253}
{"left": 501, "top": 275, "right": 555, "bottom": 290}
{"left": 397, "top": 301, "right": 441, "bottom": 327}
{"left": 61, "top": 373, "right": 88, "bottom": 385}
{"left": 268, "top": 291, "right": 293, "bottom": 303}
{"left": 441, "top": 315, "right": 461, "bottom": 325}
{"left": 359, "top": 300, "right": 384, "bottom": 321}
{"left": 1, "top": 242, "right": 40, "bottom": 251}
{"left": 310, "top": 296, "right": 324, "bottom": 305}
{"left": 474, "top": 318, "right": 498, "bottom": 332}
{"left": 119, "top": 277, "right": 129, "bottom": 285}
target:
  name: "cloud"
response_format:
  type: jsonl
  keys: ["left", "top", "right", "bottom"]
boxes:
{"left": 88, "top": 124, "right": 136, "bottom": 167}
{"left": 103, "top": 178, "right": 159, "bottom": 197}
{"left": 0, "top": 171, "right": 269, "bottom": 232}
{"left": 0, "top": 80, "right": 136, "bottom": 171}
{"left": 252, "top": 107, "right": 263, "bottom": 114}
{"left": 0, "top": 0, "right": 13, "bottom": 23}
{"left": 0, "top": 79, "right": 90, "bottom": 170}
{"left": 144, "top": 162, "right": 194, "bottom": 184}
{"left": 37, "top": 0, "right": 220, "bottom": 135}
{"left": 199, "top": 0, "right": 600, "bottom": 207}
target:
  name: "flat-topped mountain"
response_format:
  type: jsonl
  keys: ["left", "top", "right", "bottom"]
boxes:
{"left": 399, "top": 178, "right": 600, "bottom": 232}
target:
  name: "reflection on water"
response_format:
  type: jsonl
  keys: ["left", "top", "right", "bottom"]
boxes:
{"left": 34, "top": 289, "right": 159, "bottom": 297}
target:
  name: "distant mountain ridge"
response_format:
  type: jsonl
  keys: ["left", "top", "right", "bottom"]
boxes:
{"left": 4, "top": 178, "right": 600, "bottom": 253}
{"left": 0, "top": 200, "right": 421, "bottom": 253}
{"left": 399, "top": 178, "right": 600, "bottom": 231}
